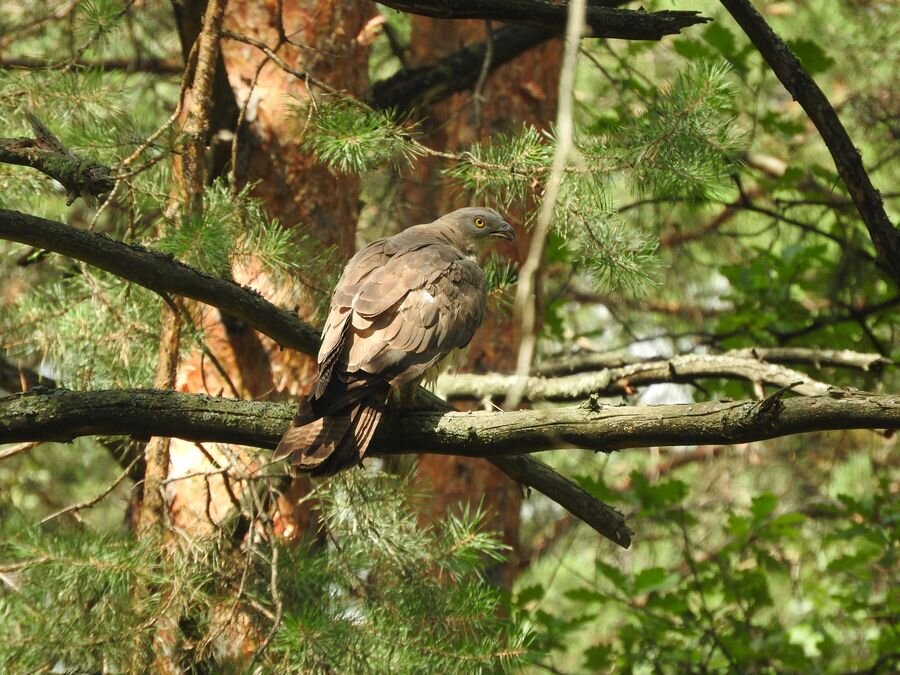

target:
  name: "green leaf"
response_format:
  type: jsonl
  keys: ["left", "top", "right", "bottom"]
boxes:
{"left": 516, "top": 584, "right": 545, "bottom": 606}
{"left": 595, "top": 560, "right": 628, "bottom": 592}
{"left": 751, "top": 492, "right": 779, "bottom": 523}
{"left": 564, "top": 588, "right": 607, "bottom": 604}
{"left": 763, "top": 513, "right": 806, "bottom": 539}
{"left": 703, "top": 23, "right": 737, "bottom": 59}
{"left": 633, "top": 568, "right": 678, "bottom": 594}
{"left": 583, "top": 644, "right": 612, "bottom": 670}
{"left": 630, "top": 473, "right": 689, "bottom": 510}
{"left": 787, "top": 38, "right": 836, "bottom": 75}
{"left": 673, "top": 38, "right": 715, "bottom": 61}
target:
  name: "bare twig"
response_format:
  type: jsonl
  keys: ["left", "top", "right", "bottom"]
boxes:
{"left": 40, "top": 455, "right": 140, "bottom": 524}
{"left": 508, "top": 0, "right": 586, "bottom": 409}
{"left": 0, "top": 442, "right": 39, "bottom": 462}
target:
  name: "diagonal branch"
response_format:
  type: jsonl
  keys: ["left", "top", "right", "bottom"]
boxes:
{"left": 720, "top": 0, "right": 900, "bottom": 285}
{"left": 0, "top": 209, "right": 321, "bottom": 355}
{"left": 378, "top": 1, "right": 710, "bottom": 40}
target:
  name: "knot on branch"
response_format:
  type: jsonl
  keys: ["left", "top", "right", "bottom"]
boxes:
{"left": 581, "top": 393, "right": 604, "bottom": 412}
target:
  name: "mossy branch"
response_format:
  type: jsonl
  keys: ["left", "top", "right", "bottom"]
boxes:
{"left": 0, "top": 113, "right": 114, "bottom": 204}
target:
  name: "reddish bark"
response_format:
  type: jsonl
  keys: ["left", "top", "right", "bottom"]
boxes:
{"left": 163, "top": 0, "right": 372, "bottom": 539}
{"left": 403, "top": 16, "right": 563, "bottom": 586}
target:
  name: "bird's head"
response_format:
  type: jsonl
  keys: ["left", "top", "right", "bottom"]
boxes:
{"left": 443, "top": 207, "right": 516, "bottom": 242}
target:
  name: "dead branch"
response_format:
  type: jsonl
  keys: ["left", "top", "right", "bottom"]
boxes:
{"left": 378, "top": 1, "right": 710, "bottom": 40}
{"left": 436, "top": 353, "right": 835, "bottom": 402}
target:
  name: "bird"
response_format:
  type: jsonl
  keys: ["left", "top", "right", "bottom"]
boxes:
{"left": 273, "top": 207, "right": 515, "bottom": 476}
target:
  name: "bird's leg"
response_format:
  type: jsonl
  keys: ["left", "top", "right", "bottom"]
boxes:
{"left": 392, "top": 380, "right": 434, "bottom": 412}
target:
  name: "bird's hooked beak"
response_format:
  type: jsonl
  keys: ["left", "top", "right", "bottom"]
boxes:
{"left": 492, "top": 220, "right": 516, "bottom": 240}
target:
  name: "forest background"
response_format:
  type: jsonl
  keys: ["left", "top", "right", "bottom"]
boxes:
{"left": 0, "top": 0, "right": 897, "bottom": 672}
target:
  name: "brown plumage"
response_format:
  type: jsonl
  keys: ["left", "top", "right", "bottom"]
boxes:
{"left": 274, "top": 207, "right": 515, "bottom": 476}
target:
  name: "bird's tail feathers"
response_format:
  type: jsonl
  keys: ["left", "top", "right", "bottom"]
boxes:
{"left": 274, "top": 378, "right": 390, "bottom": 476}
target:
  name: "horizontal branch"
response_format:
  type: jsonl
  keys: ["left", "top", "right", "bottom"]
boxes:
{"left": 2, "top": 388, "right": 896, "bottom": 458}
{"left": 0, "top": 113, "right": 114, "bottom": 204}
{"left": 0, "top": 56, "right": 182, "bottom": 74}
{"left": 437, "top": 354, "right": 835, "bottom": 402}
{"left": 378, "top": 0, "right": 710, "bottom": 40}
{"left": 0, "top": 209, "right": 321, "bottom": 355}
{"left": 0, "top": 210, "right": 628, "bottom": 545}
{"left": 726, "top": 348, "right": 892, "bottom": 373}
{"left": 535, "top": 347, "right": 891, "bottom": 378}
{"left": 371, "top": 25, "right": 551, "bottom": 111}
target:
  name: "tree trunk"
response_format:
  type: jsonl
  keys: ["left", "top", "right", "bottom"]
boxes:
{"left": 147, "top": 0, "right": 372, "bottom": 663}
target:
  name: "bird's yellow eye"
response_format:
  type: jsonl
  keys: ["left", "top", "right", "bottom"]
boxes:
{"left": 474, "top": 217, "right": 485, "bottom": 228}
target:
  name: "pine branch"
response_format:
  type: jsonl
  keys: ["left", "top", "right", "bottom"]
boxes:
{"left": 436, "top": 353, "right": 836, "bottom": 402}
{"left": 720, "top": 0, "right": 900, "bottom": 286}
{"left": 378, "top": 1, "right": 710, "bottom": 40}
{"left": 1, "top": 388, "right": 896, "bottom": 466}
{"left": 0, "top": 113, "right": 114, "bottom": 204}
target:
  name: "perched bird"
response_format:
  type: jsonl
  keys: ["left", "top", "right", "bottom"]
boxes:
{"left": 274, "top": 207, "right": 515, "bottom": 476}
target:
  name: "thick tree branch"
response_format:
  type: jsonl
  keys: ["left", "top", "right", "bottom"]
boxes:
{"left": 720, "top": 0, "right": 900, "bottom": 285}
{"left": 0, "top": 209, "right": 625, "bottom": 545}
{"left": 378, "top": 1, "right": 710, "bottom": 40}
{"left": 0, "top": 209, "right": 321, "bottom": 356}
{"left": 1, "top": 388, "right": 896, "bottom": 460}
{"left": 371, "top": 26, "right": 551, "bottom": 112}
{"left": 436, "top": 354, "right": 839, "bottom": 402}
{"left": 5, "top": 385, "right": 896, "bottom": 549}
{"left": 0, "top": 113, "right": 114, "bottom": 204}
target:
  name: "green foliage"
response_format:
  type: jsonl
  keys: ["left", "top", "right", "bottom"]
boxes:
{"left": 300, "top": 100, "right": 422, "bottom": 173}
{"left": 616, "top": 61, "right": 743, "bottom": 201}
{"left": 157, "top": 181, "right": 329, "bottom": 283}
{"left": 1, "top": 1, "right": 897, "bottom": 673}
{"left": 1, "top": 472, "right": 532, "bottom": 673}
{"left": 1, "top": 270, "right": 161, "bottom": 389}
{"left": 269, "top": 473, "right": 528, "bottom": 673}
{"left": 787, "top": 38, "right": 836, "bottom": 76}
{"left": 519, "top": 459, "right": 898, "bottom": 673}
{"left": 445, "top": 125, "right": 554, "bottom": 209}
